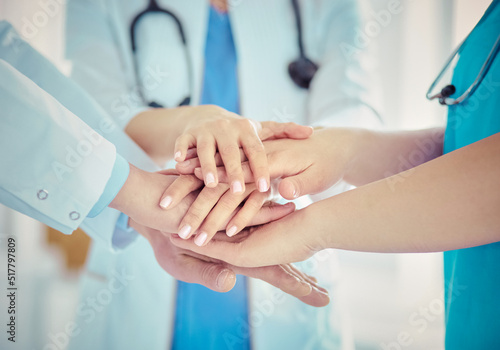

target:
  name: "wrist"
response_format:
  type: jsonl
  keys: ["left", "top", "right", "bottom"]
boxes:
{"left": 337, "top": 128, "right": 375, "bottom": 185}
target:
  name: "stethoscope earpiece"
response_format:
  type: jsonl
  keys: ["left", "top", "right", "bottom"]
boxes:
{"left": 288, "top": 57, "right": 319, "bottom": 89}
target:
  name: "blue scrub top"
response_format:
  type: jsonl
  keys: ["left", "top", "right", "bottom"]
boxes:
{"left": 443, "top": 0, "right": 500, "bottom": 348}
{"left": 172, "top": 6, "right": 250, "bottom": 350}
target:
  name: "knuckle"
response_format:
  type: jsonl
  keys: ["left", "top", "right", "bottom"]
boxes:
{"left": 185, "top": 206, "right": 205, "bottom": 225}
{"left": 197, "top": 140, "right": 214, "bottom": 151}
{"left": 219, "top": 143, "right": 240, "bottom": 157}
{"left": 244, "top": 142, "right": 265, "bottom": 158}
{"left": 214, "top": 118, "right": 232, "bottom": 130}
{"left": 217, "top": 196, "right": 238, "bottom": 211}
{"left": 200, "top": 264, "right": 219, "bottom": 285}
{"left": 245, "top": 196, "right": 264, "bottom": 212}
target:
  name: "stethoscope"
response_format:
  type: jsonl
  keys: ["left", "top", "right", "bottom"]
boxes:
{"left": 129, "top": 0, "right": 318, "bottom": 108}
{"left": 426, "top": 33, "right": 500, "bottom": 106}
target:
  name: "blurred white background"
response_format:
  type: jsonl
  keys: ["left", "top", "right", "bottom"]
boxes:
{"left": 0, "top": 0, "right": 493, "bottom": 349}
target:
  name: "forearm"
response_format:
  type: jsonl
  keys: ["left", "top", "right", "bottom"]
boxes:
{"left": 344, "top": 127, "right": 444, "bottom": 186}
{"left": 312, "top": 132, "right": 500, "bottom": 253}
{"left": 125, "top": 107, "right": 191, "bottom": 164}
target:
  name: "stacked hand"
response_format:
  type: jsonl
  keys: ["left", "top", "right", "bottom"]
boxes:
{"left": 111, "top": 107, "right": 333, "bottom": 307}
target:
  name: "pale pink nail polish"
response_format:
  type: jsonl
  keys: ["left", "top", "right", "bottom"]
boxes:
{"left": 205, "top": 172, "right": 216, "bottom": 186}
{"left": 160, "top": 196, "right": 172, "bottom": 209}
{"left": 232, "top": 181, "right": 243, "bottom": 193}
{"left": 174, "top": 151, "right": 182, "bottom": 160}
{"left": 227, "top": 225, "right": 237, "bottom": 237}
{"left": 258, "top": 178, "right": 269, "bottom": 192}
{"left": 195, "top": 232, "right": 208, "bottom": 246}
{"left": 178, "top": 225, "right": 191, "bottom": 239}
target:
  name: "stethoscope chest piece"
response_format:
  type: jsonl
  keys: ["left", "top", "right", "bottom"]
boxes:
{"left": 288, "top": 57, "right": 319, "bottom": 89}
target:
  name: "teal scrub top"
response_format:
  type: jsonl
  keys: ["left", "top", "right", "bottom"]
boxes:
{"left": 443, "top": 0, "right": 500, "bottom": 348}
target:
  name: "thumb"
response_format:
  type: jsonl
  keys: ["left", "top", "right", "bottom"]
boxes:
{"left": 259, "top": 121, "right": 313, "bottom": 141}
{"left": 184, "top": 260, "right": 237, "bottom": 293}
{"left": 278, "top": 168, "right": 326, "bottom": 200}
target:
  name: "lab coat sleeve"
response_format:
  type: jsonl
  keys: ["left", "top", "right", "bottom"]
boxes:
{"left": 306, "top": 0, "right": 383, "bottom": 130}
{"left": 0, "top": 21, "right": 152, "bottom": 251}
{"left": 65, "top": 0, "right": 148, "bottom": 129}
{"left": 0, "top": 57, "right": 117, "bottom": 235}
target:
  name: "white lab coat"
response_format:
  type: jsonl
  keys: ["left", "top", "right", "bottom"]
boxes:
{"left": 65, "top": 0, "right": 381, "bottom": 349}
{"left": 0, "top": 21, "right": 144, "bottom": 247}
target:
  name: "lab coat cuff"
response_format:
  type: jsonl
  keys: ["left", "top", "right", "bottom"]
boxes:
{"left": 87, "top": 154, "right": 130, "bottom": 218}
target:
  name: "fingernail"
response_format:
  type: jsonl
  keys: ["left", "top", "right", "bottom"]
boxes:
{"left": 160, "top": 196, "right": 172, "bottom": 209}
{"left": 258, "top": 178, "right": 269, "bottom": 192}
{"left": 178, "top": 225, "right": 191, "bottom": 239}
{"left": 195, "top": 232, "right": 208, "bottom": 246}
{"left": 205, "top": 172, "right": 216, "bottom": 186}
{"left": 232, "top": 181, "right": 243, "bottom": 193}
{"left": 174, "top": 151, "right": 182, "bottom": 160}
{"left": 216, "top": 269, "right": 231, "bottom": 290}
{"left": 227, "top": 225, "right": 237, "bottom": 237}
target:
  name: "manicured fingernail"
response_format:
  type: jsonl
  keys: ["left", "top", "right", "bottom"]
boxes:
{"left": 178, "top": 225, "right": 191, "bottom": 239}
{"left": 174, "top": 151, "right": 182, "bottom": 160}
{"left": 216, "top": 269, "right": 231, "bottom": 290}
{"left": 205, "top": 172, "right": 216, "bottom": 186}
{"left": 232, "top": 181, "right": 243, "bottom": 193}
{"left": 227, "top": 225, "right": 237, "bottom": 237}
{"left": 258, "top": 178, "right": 269, "bottom": 192}
{"left": 160, "top": 196, "right": 172, "bottom": 209}
{"left": 195, "top": 232, "right": 208, "bottom": 246}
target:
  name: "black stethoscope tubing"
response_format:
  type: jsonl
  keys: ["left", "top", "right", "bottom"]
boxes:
{"left": 129, "top": 0, "right": 318, "bottom": 108}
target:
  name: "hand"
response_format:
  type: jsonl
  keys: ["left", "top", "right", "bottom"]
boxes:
{"left": 169, "top": 206, "right": 326, "bottom": 268}
{"left": 173, "top": 105, "right": 314, "bottom": 193}
{"left": 109, "top": 165, "right": 296, "bottom": 235}
{"left": 158, "top": 171, "right": 282, "bottom": 245}
{"left": 130, "top": 219, "right": 330, "bottom": 307}
{"left": 177, "top": 128, "right": 360, "bottom": 200}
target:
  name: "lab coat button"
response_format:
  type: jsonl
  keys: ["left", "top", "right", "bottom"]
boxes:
{"left": 37, "top": 189, "right": 49, "bottom": 200}
{"left": 69, "top": 211, "right": 80, "bottom": 220}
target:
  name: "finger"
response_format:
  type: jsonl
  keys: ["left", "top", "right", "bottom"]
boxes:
{"left": 259, "top": 121, "right": 314, "bottom": 141}
{"left": 174, "top": 134, "right": 196, "bottom": 162}
{"left": 176, "top": 158, "right": 202, "bottom": 174}
{"left": 177, "top": 256, "right": 237, "bottom": 293}
{"left": 246, "top": 201, "right": 295, "bottom": 226}
{"left": 231, "top": 264, "right": 312, "bottom": 298}
{"left": 198, "top": 162, "right": 253, "bottom": 184}
{"left": 286, "top": 264, "right": 328, "bottom": 294}
{"left": 275, "top": 264, "right": 330, "bottom": 307}
{"left": 193, "top": 189, "right": 250, "bottom": 247}
{"left": 216, "top": 137, "right": 245, "bottom": 194}
{"left": 176, "top": 150, "right": 246, "bottom": 175}
{"left": 241, "top": 135, "right": 269, "bottom": 192}
{"left": 278, "top": 167, "right": 326, "bottom": 200}
{"left": 159, "top": 175, "right": 204, "bottom": 210}
{"left": 171, "top": 207, "right": 310, "bottom": 268}
{"left": 157, "top": 168, "right": 180, "bottom": 176}
{"left": 185, "top": 147, "right": 198, "bottom": 160}
{"left": 177, "top": 185, "right": 229, "bottom": 239}
{"left": 196, "top": 134, "right": 218, "bottom": 188}
{"left": 226, "top": 191, "right": 268, "bottom": 237}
